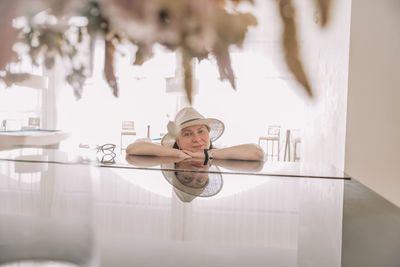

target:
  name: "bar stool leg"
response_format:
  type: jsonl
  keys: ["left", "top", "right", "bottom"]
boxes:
{"left": 277, "top": 139, "right": 280, "bottom": 161}
{"left": 284, "top": 130, "right": 291, "bottom": 161}
{"left": 272, "top": 140, "right": 275, "bottom": 160}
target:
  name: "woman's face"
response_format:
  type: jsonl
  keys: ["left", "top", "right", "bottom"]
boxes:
{"left": 176, "top": 172, "right": 209, "bottom": 188}
{"left": 175, "top": 159, "right": 210, "bottom": 188}
{"left": 176, "top": 124, "right": 210, "bottom": 152}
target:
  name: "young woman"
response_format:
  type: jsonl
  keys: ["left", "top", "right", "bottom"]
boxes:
{"left": 126, "top": 107, "right": 264, "bottom": 161}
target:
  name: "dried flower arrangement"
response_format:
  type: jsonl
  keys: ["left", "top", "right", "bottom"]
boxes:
{"left": 0, "top": 0, "right": 331, "bottom": 103}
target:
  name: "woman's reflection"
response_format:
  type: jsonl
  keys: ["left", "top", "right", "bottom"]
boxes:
{"left": 125, "top": 155, "right": 265, "bottom": 202}
{"left": 162, "top": 159, "right": 223, "bottom": 202}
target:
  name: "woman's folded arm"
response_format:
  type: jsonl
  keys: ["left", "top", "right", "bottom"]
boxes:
{"left": 126, "top": 141, "right": 190, "bottom": 158}
{"left": 211, "top": 144, "right": 264, "bottom": 161}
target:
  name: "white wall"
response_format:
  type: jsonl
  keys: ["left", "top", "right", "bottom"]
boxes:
{"left": 346, "top": 0, "right": 400, "bottom": 207}
{"left": 295, "top": 0, "right": 351, "bottom": 170}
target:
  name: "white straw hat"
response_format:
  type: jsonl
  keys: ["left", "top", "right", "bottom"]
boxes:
{"left": 161, "top": 107, "right": 225, "bottom": 147}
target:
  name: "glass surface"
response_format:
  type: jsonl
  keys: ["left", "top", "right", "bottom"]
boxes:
{"left": 1, "top": 261, "right": 80, "bottom": 267}
{"left": 0, "top": 148, "right": 349, "bottom": 179}
{"left": 0, "top": 157, "right": 94, "bottom": 266}
{"left": 0, "top": 148, "right": 398, "bottom": 267}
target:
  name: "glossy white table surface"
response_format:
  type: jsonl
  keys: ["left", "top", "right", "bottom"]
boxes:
{"left": 0, "top": 130, "right": 70, "bottom": 149}
{"left": 0, "top": 148, "right": 399, "bottom": 267}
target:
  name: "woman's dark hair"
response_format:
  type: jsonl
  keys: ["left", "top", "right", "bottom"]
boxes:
{"left": 173, "top": 142, "right": 213, "bottom": 149}
{"left": 172, "top": 142, "right": 180, "bottom": 149}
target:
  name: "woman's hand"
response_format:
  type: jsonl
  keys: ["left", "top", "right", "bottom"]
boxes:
{"left": 176, "top": 149, "right": 193, "bottom": 159}
{"left": 181, "top": 150, "right": 205, "bottom": 159}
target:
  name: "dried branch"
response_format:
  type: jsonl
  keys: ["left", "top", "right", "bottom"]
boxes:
{"left": 0, "top": 0, "right": 18, "bottom": 71}
{"left": 313, "top": 0, "right": 332, "bottom": 27}
{"left": 278, "top": 0, "right": 313, "bottom": 97}
{"left": 66, "top": 66, "right": 86, "bottom": 99}
{"left": 0, "top": 72, "right": 31, "bottom": 87}
{"left": 104, "top": 40, "right": 119, "bottom": 97}
{"left": 213, "top": 44, "right": 236, "bottom": 90}
{"left": 182, "top": 49, "right": 193, "bottom": 105}
{"left": 133, "top": 42, "right": 154, "bottom": 66}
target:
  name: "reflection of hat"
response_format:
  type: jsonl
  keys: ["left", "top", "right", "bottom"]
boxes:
{"left": 172, "top": 188, "right": 199, "bottom": 203}
{"left": 161, "top": 162, "right": 223, "bottom": 202}
{"left": 161, "top": 107, "right": 225, "bottom": 148}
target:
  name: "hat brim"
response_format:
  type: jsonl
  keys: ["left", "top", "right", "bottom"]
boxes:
{"left": 173, "top": 188, "right": 198, "bottom": 202}
{"left": 161, "top": 118, "right": 224, "bottom": 148}
{"left": 161, "top": 162, "right": 223, "bottom": 198}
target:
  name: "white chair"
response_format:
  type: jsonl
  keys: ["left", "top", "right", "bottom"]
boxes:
{"left": 258, "top": 126, "right": 280, "bottom": 161}
{"left": 28, "top": 117, "right": 40, "bottom": 129}
{"left": 120, "top": 121, "right": 136, "bottom": 152}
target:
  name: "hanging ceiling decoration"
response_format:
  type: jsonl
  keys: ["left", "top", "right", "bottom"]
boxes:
{"left": 0, "top": 0, "right": 332, "bottom": 103}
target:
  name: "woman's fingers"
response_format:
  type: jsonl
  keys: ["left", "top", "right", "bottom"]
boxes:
{"left": 182, "top": 150, "right": 194, "bottom": 157}
{"left": 179, "top": 150, "right": 192, "bottom": 159}
{"left": 182, "top": 150, "right": 204, "bottom": 159}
